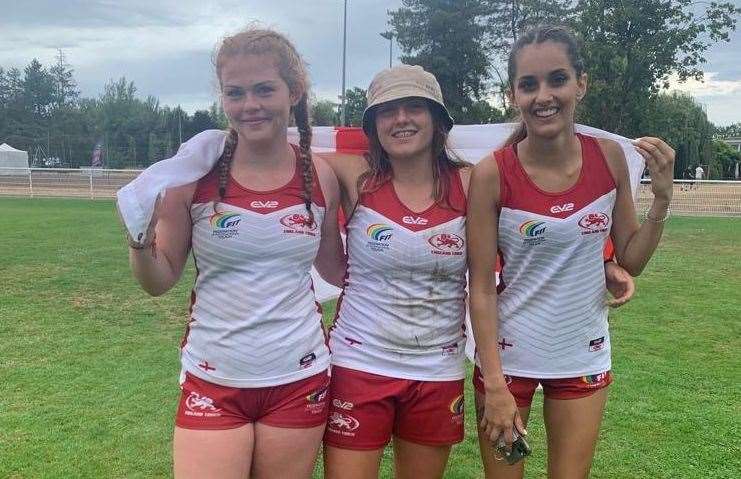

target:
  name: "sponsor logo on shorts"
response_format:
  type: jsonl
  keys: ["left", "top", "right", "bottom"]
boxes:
{"left": 280, "top": 213, "right": 317, "bottom": 236}
{"left": 305, "top": 385, "right": 328, "bottom": 414}
{"left": 299, "top": 352, "right": 317, "bottom": 369}
{"left": 589, "top": 337, "right": 605, "bottom": 352}
{"left": 578, "top": 213, "right": 610, "bottom": 235}
{"left": 442, "top": 342, "right": 460, "bottom": 357}
{"left": 582, "top": 372, "right": 608, "bottom": 386}
{"left": 332, "top": 399, "right": 354, "bottom": 411}
{"left": 365, "top": 223, "right": 393, "bottom": 251}
{"left": 184, "top": 392, "right": 222, "bottom": 417}
{"left": 519, "top": 220, "right": 546, "bottom": 246}
{"left": 428, "top": 233, "right": 464, "bottom": 256}
{"left": 328, "top": 412, "right": 360, "bottom": 437}
{"left": 210, "top": 212, "right": 241, "bottom": 239}
{"left": 306, "top": 385, "right": 328, "bottom": 404}
{"left": 449, "top": 395, "right": 465, "bottom": 415}
{"left": 450, "top": 394, "right": 465, "bottom": 424}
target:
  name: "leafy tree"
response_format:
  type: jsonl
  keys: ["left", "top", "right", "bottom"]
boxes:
{"left": 715, "top": 122, "right": 741, "bottom": 139}
{"left": 49, "top": 50, "right": 79, "bottom": 109}
{"left": 711, "top": 139, "right": 741, "bottom": 179}
{"left": 23, "top": 59, "right": 55, "bottom": 119}
{"left": 640, "top": 92, "right": 713, "bottom": 177}
{"left": 573, "top": 0, "right": 740, "bottom": 136}
{"left": 389, "top": 0, "right": 493, "bottom": 124}
{"left": 312, "top": 99, "right": 338, "bottom": 126}
{"left": 340, "top": 87, "right": 367, "bottom": 127}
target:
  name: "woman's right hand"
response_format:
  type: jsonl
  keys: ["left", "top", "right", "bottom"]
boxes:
{"left": 481, "top": 383, "right": 525, "bottom": 449}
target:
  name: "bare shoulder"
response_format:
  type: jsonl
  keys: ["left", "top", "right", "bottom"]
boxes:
{"left": 458, "top": 165, "right": 472, "bottom": 194}
{"left": 471, "top": 153, "right": 500, "bottom": 183}
{"left": 162, "top": 181, "right": 198, "bottom": 211}
{"left": 596, "top": 137, "right": 628, "bottom": 179}
{"left": 321, "top": 153, "right": 369, "bottom": 189}
{"left": 312, "top": 153, "right": 340, "bottom": 203}
{"left": 312, "top": 153, "right": 337, "bottom": 184}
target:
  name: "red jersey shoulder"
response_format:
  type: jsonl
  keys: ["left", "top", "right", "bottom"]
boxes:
{"left": 496, "top": 134, "right": 615, "bottom": 218}
{"left": 191, "top": 147, "right": 325, "bottom": 213}
{"left": 360, "top": 170, "right": 466, "bottom": 231}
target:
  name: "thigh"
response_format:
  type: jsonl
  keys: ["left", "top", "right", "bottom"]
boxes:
{"left": 393, "top": 437, "right": 452, "bottom": 479}
{"left": 543, "top": 387, "right": 609, "bottom": 479}
{"left": 474, "top": 390, "right": 531, "bottom": 479}
{"left": 251, "top": 423, "right": 325, "bottom": 479}
{"left": 323, "top": 445, "right": 384, "bottom": 479}
{"left": 173, "top": 425, "right": 254, "bottom": 479}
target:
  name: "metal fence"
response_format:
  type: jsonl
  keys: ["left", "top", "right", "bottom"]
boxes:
{"left": 0, "top": 168, "right": 140, "bottom": 199}
{"left": 1, "top": 168, "right": 740, "bottom": 217}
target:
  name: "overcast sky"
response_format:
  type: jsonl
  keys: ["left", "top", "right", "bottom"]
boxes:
{"left": 1, "top": 0, "right": 739, "bottom": 125}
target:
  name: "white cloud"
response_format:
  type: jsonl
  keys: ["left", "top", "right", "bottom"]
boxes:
{"left": 667, "top": 72, "right": 741, "bottom": 97}
{"left": 666, "top": 73, "right": 741, "bottom": 126}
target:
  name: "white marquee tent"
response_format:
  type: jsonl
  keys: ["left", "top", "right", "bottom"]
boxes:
{"left": 0, "top": 143, "right": 29, "bottom": 174}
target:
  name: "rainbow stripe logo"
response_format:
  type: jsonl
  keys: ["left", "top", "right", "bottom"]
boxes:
{"left": 449, "top": 394, "right": 464, "bottom": 415}
{"left": 519, "top": 220, "right": 546, "bottom": 237}
{"left": 210, "top": 212, "right": 241, "bottom": 230}
{"left": 582, "top": 372, "right": 607, "bottom": 385}
{"left": 366, "top": 223, "right": 393, "bottom": 241}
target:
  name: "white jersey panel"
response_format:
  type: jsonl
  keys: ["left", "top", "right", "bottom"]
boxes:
{"left": 494, "top": 191, "right": 616, "bottom": 378}
{"left": 183, "top": 200, "right": 330, "bottom": 388}
{"left": 329, "top": 206, "right": 467, "bottom": 381}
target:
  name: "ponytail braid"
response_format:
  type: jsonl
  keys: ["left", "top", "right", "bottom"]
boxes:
{"left": 293, "top": 94, "right": 314, "bottom": 225}
{"left": 216, "top": 128, "right": 238, "bottom": 208}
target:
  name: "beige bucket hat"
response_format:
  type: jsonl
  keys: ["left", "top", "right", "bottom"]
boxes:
{"left": 361, "top": 64, "right": 454, "bottom": 134}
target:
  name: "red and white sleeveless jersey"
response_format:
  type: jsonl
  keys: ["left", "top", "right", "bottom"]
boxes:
{"left": 329, "top": 171, "right": 468, "bottom": 381}
{"left": 182, "top": 150, "right": 330, "bottom": 388}
{"left": 493, "top": 134, "right": 616, "bottom": 378}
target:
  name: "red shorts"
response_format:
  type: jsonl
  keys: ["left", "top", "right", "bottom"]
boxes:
{"left": 324, "top": 366, "right": 464, "bottom": 450}
{"left": 175, "top": 370, "right": 330, "bottom": 430}
{"left": 472, "top": 366, "right": 612, "bottom": 407}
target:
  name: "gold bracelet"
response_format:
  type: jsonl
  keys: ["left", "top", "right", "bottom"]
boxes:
{"left": 643, "top": 208, "right": 670, "bottom": 223}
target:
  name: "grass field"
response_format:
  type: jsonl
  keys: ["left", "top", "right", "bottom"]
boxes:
{"left": 0, "top": 198, "right": 739, "bottom": 478}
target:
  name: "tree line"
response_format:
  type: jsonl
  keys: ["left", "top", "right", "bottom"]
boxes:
{"left": 1, "top": 0, "right": 739, "bottom": 176}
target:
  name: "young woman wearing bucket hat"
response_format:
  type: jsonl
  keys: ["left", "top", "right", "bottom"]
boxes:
{"left": 321, "top": 64, "right": 470, "bottom": 478}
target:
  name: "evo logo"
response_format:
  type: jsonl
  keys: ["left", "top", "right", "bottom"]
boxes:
{"left": 550, "top": 202, "right": 574, "bottom": 214}
{"left": 402, "top": 215, "right": 428, "bottom": 226}
{"left": 250, "top": 200, "right": 279, "bottom": 209}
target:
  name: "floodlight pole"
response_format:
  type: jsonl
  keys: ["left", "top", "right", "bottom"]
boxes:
{"left": 380, "top": 31, "right": 393, "bottom": 68}
{"left": 340, "top": 0, "right": 348, "bottom": 126}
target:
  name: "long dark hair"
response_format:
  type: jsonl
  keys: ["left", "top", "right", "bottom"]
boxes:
{"left": 504, "top": 24, "right": 585, "bottom": 146}
{"left": 359, "top": 100, "right": 468, "bottom": 212}
{"left": 214, "top": 27, "right": 314, "bottom": 223}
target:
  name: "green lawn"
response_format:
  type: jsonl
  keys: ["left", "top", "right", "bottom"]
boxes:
{"left": 0, "top": 198, "right": 738, "bottom": 478}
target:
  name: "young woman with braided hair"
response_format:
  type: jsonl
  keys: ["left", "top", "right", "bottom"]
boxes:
{"left": 124, "top": 27, "right": 344, "bottom": 478}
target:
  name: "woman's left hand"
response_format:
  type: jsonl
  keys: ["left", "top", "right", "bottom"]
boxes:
{"left": 604, "top": 261, "right": 634, "bottom": 308}
{"left": 632, "top": 137, "right": 675, "bottom": 202}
